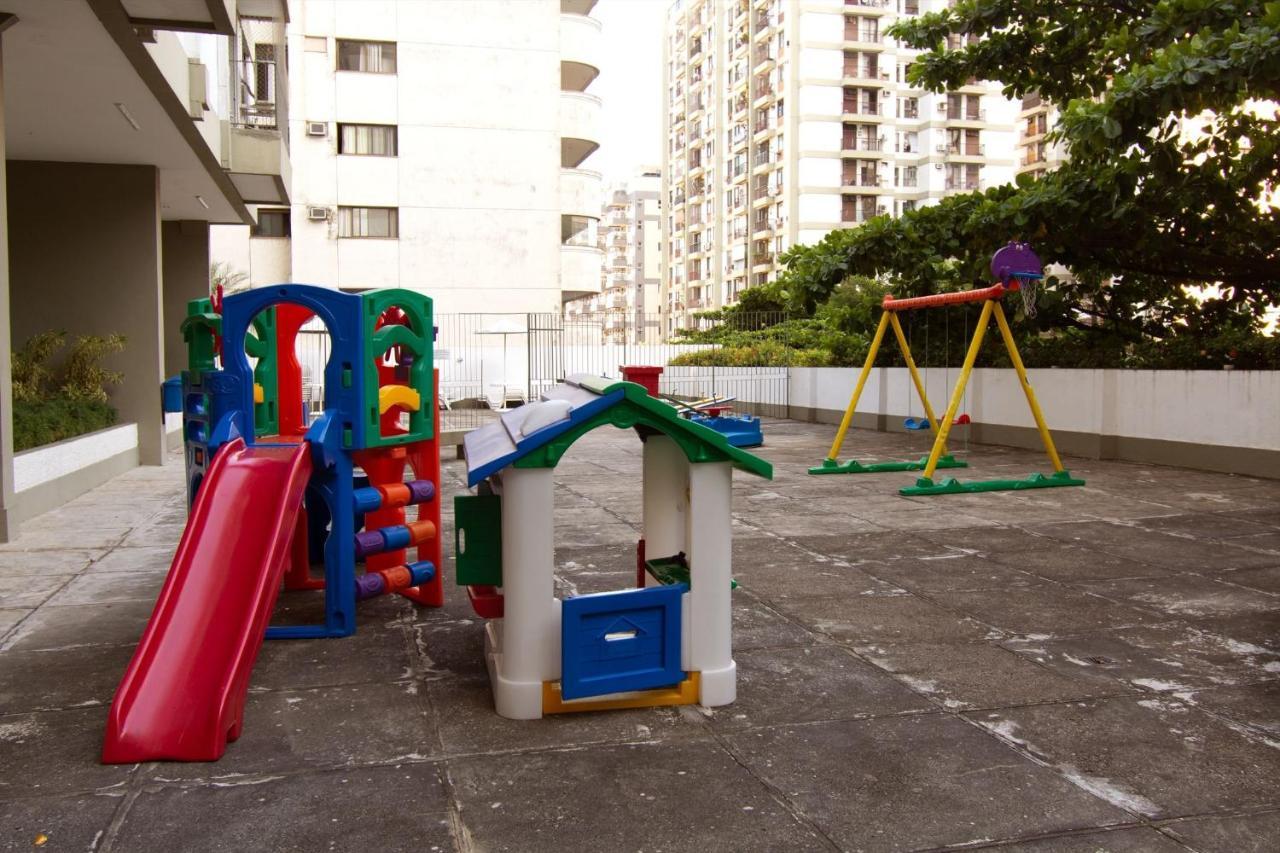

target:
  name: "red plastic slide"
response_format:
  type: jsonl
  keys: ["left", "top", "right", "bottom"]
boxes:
{"left": 102, "top": 438, "right": 312, "bottom": 763}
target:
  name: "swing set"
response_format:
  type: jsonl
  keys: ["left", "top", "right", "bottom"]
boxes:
{"left": 808, "top": 242, "right": 1085, "bottom": 497}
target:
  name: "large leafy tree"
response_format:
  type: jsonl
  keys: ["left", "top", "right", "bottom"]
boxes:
{"left": 773, "top": 0, "right": 1280, "bottom": 344}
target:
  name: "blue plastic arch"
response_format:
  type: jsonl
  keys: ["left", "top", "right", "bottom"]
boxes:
{"left": 220, "top": 284, "right": 365, "bottom": 449}
{"left": 903, "top": 417, "right": 931, "bottom": 431}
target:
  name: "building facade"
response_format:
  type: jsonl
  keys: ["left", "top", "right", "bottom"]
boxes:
{"left": 212, "top": 0, "right": 604, "bottom": 314}
{"left": 0, "top": 0, "right": 290, "bottom": 540}
{"left": 565, "top": 169, "right": 662, "bottom": 342}
{"left": 661, "top": 0, "right": 1020, "bottom": 333}
{"left": 1016, "top": 91, "right": 1067, "bottom": 178}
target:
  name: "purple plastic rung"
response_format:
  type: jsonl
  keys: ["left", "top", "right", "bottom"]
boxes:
{"left": 355, "top": 573, "right": 386, "bottom": 601}
{"left": 354, "top": 530, "right": 384, "bottom": 560}
{"left": 406, "top": 480, "right": 435, "bottom": 504}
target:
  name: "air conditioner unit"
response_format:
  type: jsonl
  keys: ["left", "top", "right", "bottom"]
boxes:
{"left": 306, "top": 121, "right": 328, "bottom": 137}
{"left": 937, "top": 103, "right": 949, "bottom": 113}
{"left": 882, "top": 90, "right": 892, "bottom": 98}
{"left": 307, "top": 206, "right": 330, "bottom": 221}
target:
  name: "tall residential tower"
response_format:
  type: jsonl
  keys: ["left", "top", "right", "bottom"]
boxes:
{"left": 661, "top": 0, "right": 1020, "bottom": 333}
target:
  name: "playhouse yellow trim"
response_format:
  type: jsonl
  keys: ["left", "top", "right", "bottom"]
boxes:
{"left": 541, "top": 672, "right": 701, "bottom": 715}
{"left": 378, "top": 384, "right": 421, "bottom": 414}
{"left": 253, "top": 383, "right": 265, "bottom": 404}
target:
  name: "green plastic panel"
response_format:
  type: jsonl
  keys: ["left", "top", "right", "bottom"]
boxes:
{"left": 900, "top": 470, "right": 1086, "bottom": 496}
{"left": 244, "top": 307, "right": 279, "bottom": 437}
{"left": 808, "top": 454, "right": 968, "bottom": 475}
{"left": 181, "top": 298, "right": 220, "bottom": 373}
{"left": 360, "top": 289, "right": 435, "bottom": 448}
{"left": 454, "top": 494, "right": 503, "bottom": 586}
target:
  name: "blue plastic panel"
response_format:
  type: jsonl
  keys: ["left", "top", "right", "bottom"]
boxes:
{"left": 560, "top": 584, "right": 685, "bottom": 701}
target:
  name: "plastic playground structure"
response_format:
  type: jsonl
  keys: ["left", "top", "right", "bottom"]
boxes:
{"left": 810, "top": 242, "right": 1086, "bottom": 496}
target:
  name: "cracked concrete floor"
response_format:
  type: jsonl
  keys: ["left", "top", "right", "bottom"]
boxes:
{"left": 2, "top": 420, "right": 1279, "bottom": 852}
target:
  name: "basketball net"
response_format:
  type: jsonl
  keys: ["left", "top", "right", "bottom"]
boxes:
{"left": 1018, "top": 275, "right": 1039, "bottom": 319}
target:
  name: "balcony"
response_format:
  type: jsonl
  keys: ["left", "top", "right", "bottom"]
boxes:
{"left": 560, "top": 91, "right": 602, "bottom": 167}
{"left": 226, "top": 48, "right": 291, "bottom": 204}
{"left": 944, "top": 108, "right": 987, "bottom": 123}
{"left": 945, "top": 178, "right": 982, "bottom": 191}
{"left": 560, "top": 166, "right": 602, "bottom": 219}
{"left": 842, "top": 103, "right": 885, "bottom": 120}
{"left": 560, "top": 12, "right": 602, "bottom": 92}
{"left": 842, "top": 136, "right": 884, "bottom": 156}
{"left": 561, "top": 244, "right": 604, "bottom": 301}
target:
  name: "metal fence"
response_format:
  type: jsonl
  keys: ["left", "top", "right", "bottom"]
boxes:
{"left": 292, "top": 311, "right": 791, "bottom": 434}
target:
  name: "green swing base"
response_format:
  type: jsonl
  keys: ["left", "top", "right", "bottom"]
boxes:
{"left": 900, "top": 469, "right": 1085, "bottom": 496}
{"left": 808, "top": 454, "right": 968, "bottom": 476}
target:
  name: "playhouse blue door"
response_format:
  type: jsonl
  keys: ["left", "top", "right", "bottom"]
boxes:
{"left": 560, "top": 584, "right": 685, "bottom": 701}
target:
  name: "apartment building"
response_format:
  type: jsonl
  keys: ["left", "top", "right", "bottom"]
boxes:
{"left": 565, "top": 169, "right": 663, "bottom": 342}
{"left": 212, "top": 0, "right": 604, "bottom": 314}
{"left": 1016, "top": 91, "right": 1068, "bottom": 177}
{"left": 661, "top": 0, "right": 1020, "bottom": 332}
{"left": 0, "top": 0, "right": 289, "bottom": 540}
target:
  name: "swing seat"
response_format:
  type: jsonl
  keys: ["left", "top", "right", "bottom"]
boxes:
{"left": 953, "top": 413, "right": 971, "bottom": 426}
{"left": 903, "top": 417, "right": 931, "bottom": 431}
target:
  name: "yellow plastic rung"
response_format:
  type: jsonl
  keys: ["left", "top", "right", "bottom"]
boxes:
{"left": 378, "top": 384, "right": 421, "bottom": 415}
{"left": 253, "top": 383, "right": 265, "bottom": 404}
{"left": 541, "top": 672, "right": 701, "bottom": 715}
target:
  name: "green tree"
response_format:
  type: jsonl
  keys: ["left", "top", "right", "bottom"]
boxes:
{"left": 772, "top": 0, "right": 1279, "bottom": 343}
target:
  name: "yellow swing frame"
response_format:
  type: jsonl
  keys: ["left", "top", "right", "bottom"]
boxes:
{"left": 810, "top": 287, "right": 1085, "bottom": 496}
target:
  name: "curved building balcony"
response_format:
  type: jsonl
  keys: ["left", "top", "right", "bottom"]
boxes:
{"left": 561, "top": 244, "right": 604, "bottom": 302}
{"left": 560, "top": 91, "right": 602, "bottom": 167}
{"left": 561, "top": 0, "right": 599, "bottom": 15}
{"left": 560, "top": 166, "right": 602, "bottom": 219}
{"left": 561, "top": 13, "right": 602, "bottom": 92}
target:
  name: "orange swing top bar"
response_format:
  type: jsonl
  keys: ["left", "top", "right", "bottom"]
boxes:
{"left": 882, "top": 281, "right": 1018, "bottom": 312}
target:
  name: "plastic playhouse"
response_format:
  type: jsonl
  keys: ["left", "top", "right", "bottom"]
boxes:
{"left": 620, "top": 365, "right": 765, "bottom": 449}
{"left": 455, "top": 374, "right": 772, "bottom": 719}
{"left": 102, "top": 284, "right": 442, "bottom": 763}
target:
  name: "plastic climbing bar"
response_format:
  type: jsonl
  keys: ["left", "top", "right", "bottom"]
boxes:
{"left": 352, "top": 479, "right": 436, "bottom": 513}
{"left": 355, "top": 560, "right": 437, "bottom": 600}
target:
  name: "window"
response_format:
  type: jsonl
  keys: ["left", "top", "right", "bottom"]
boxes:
{"left": 338, "top": 123, "right": 398, "bottom": 156}
{"left": 252, "top": 208, "right": 290, "bottom": 237}
{"left": 303, "top": 35, "right": 327, "bottom": 53}
{"left": 338, "top": 206, "right": 398, "bottom": 238}
{"left": 337, "top": 39, "right": 397, "bottom": 73}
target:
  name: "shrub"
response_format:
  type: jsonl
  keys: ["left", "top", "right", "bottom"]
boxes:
{"left": 9, "top": 330, "right": 126, "bottom": 450}
{"left": 13, "top": 398, "right": 118, "bottom": 452}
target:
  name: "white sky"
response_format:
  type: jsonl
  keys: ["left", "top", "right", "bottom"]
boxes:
{"left": 588, "top": 0, "right": 667, "bottom": 183}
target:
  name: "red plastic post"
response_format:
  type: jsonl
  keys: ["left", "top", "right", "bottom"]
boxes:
{"left": 620, "top": 365, "right": 664, "bottom": 397}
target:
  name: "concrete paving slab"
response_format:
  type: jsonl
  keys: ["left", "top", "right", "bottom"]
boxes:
{"left": 0, "top": 608, "right": 28, "bottom": 639}
{"left": 141, "top": 681, "right": 439, "bottom": 782}
{"left": 936, "top": 585, "right": 1166, "bottom": 637}
{"left": 2, "top": 599, "right": 157, "bottom": 651}
{"left": 0, "top": 528, "right": 128, "bottom": 553}
{"left": 42, "top": 572, "right": 163, "bottom": 607}
{"left": 865, "top": 554, "right": 1040, "bottom": 593}
{"left": 0, "top": 550, "right": 97, "bottom": 577}
{"left": 986, "top": 545, "right": 1173, "bottom": 583}
{"left": 426, "top": 673, "right": 704, "bottom": 757}
{"left": 856, "top": 641, "right": 1128, "bottom": 710}
{"left": 116, "top": 765, "right": 452, "bottom": 853}
{"left": 0, "top": 643, "right": 135, "bottom": 714}
{"left": 1182, "top": 610, "right": 1280, "bottom": 654}
{"left": 0, "top": 707, "right": 135, "bottom": 799}
{"left": 1157, "top": 809, "right": 1280, "bottom": 852}
{"left": 969, "top": 696, "right": 1280, "bottom": 819}
{"left": 0, "top": 574, "right": 74, "bottom": 609}
{"left": 86, "top": 546, "right": 175, "bottom": 573}
{"left": 730, "top": 589, "right": 819, "bottom": 650}
{"left": 446, "top": 738, "right": 832, "bottom": 852}
{"left": 1138, "top": 512, "right": 1278, "bottom": 540}
{"left": 723, "top": 714, "right": 1127, "bottom": 852}
{"left": 1001, "top": 623, "right": 1280, "bottom": 693}
{"left": 1176, "top": 681, "right": 1280, "bottom": 740}
{"left": 979, "top": 826, "right": 1191, "bottom": 851}
{"left": 707, "top": 645, "right": 933, "bottom": 731}
{"left": 0, "top": 791, "right": 125, "bottom": 852}
{"left": 781, "top": 588, "right": 1000, "bottom": 644}
{"left": 919, "top": 525, "right": 1060, "bottom": 553}
{"left": 1082, "top": 575, "right": 1280, "bottom": 619}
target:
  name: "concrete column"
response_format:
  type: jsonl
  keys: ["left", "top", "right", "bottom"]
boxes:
{"left": 641, "top": 434, "right": 688, "bottom": 587}
{"left": 162, "top": 220, "right": 210, "bottom": 378}
{"left": 686, "top": 460, "right": 735, "bottom": 707}
{"left": 7, "top": 162, "right": 166, "bottom": 465}
{"left": 493, "top": 466, "right": 559, "bottom": 718}
{"left": 0, "top": 33, "right": 14, "bottom": 542}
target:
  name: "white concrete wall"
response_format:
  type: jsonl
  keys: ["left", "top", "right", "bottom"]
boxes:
{"left": 782, "top": 367, "right": 1280, "bottom": 453}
